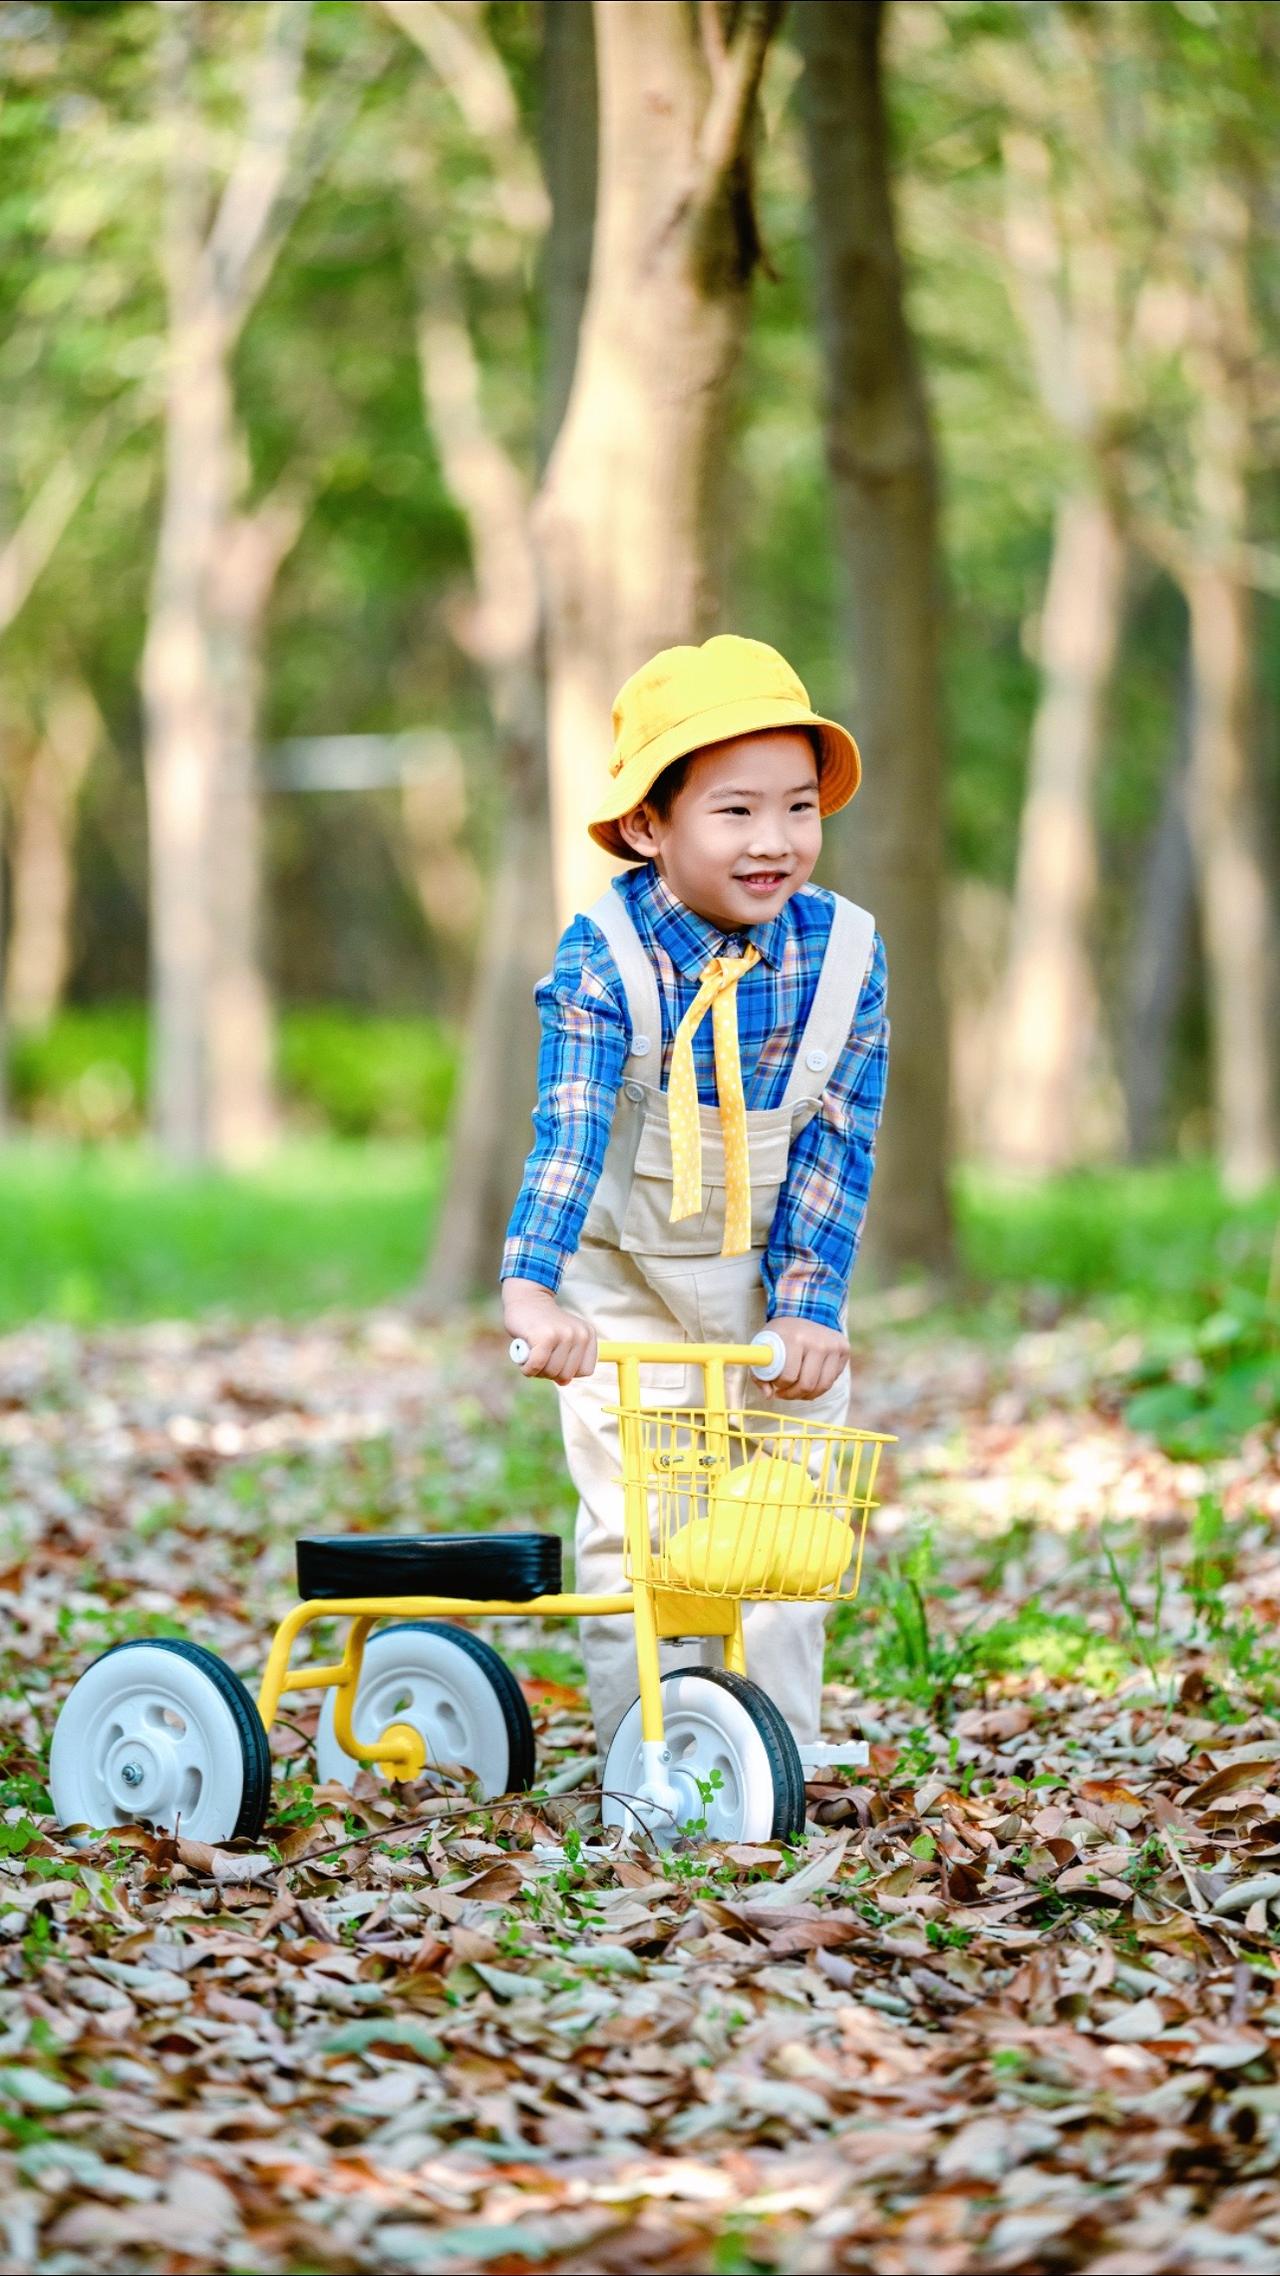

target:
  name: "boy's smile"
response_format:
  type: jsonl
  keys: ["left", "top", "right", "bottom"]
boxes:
{"left": 616, "top": 729, "right": 823, "bottom": 934}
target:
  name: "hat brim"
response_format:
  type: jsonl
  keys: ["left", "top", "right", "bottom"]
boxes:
{"left": 587, "top": 696, "right": 861, "bottom": 861}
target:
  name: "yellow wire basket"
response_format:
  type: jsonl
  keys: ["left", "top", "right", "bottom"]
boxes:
{"left": 616, "top": 1403, "right": 893, "bottom": 1603}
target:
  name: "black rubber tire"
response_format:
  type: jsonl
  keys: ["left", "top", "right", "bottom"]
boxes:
{"left": 370, "top": 1622, "right": 537, "bottom": 1793}
{"left": 82, "top": 1638, "right": 271, "bottom": 1842}
{"left": 671, "top": 1668, "right": 806, "bottom": 1842}
{"left": 296, "top": 1533, "right": 561, "bottom": 1603}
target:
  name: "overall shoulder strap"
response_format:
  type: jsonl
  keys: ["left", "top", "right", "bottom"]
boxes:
{"left": 583, "top": 887, "right": 662, "bottom": 1071}
{"left": 780, "top": 894, "right": 877, "bottom": 1106}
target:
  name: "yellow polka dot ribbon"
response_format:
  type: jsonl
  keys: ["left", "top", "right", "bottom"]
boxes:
{"left": 667, "top": 947, "right": 761, "bottom": 1256}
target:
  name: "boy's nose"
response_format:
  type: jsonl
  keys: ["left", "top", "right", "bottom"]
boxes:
{"left": 746, "top": 827, "right": 789, "bottom": 858}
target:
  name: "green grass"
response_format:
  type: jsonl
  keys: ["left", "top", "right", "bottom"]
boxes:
{"left": 0, "top": 1138, "right": 442, "bottom": 1327}
{"left": 0, "top": 1144, "right": 1271, "bottom": 1335}
{"left": 953, "top": 1161, "right": 1279, "bottom": 1332}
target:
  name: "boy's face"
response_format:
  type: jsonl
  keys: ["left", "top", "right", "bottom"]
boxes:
{"left": 619, "top": 729, "right": 823, "bottom": 932}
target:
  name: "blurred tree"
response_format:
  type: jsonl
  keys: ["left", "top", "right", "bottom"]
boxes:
{"left": 141, "top": 0, "right": 377, "bottom": 1164}
{"left": 3, "top": 671, "right": 102, "bottom": 1032}
{"left": 0, "top": 0, "right": 162, "bottom": 1055}
{"left": 796, "top": 0, "right": 953, "bottom": 1279}
{"left": 1175, "top": 178, "right": 1279, "bottom": 1194}
{"left": 383, "top": 0, "right": 588, "bottom": 1305}
{"left": 923, "top": 0, "right": 1279, "bottom": 1188}
{"left": 975, "top": 9, "right": 1133, "bottom": 1175}
{"left": 141, "top": 1, "right": 308, "bottom": 1164}
{"left": 1121, "top": 652, "right": 1196, "bottom": 1160}
{"left": 1125, "top": 136, "right": 1280, "bottom": 1190}
{"left": 536, "top": 0, "right": 784, "bottom": 925}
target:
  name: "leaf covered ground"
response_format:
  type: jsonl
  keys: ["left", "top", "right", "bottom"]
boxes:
{"left": 1, "top": 1292, "right": 1279, "bottom": 2275}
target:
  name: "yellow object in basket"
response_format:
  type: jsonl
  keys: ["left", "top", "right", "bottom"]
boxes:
{"left": 664, "top": 1450, "right": 850, "bottom": 1594}
{"left": 662, "top": 1508, "right": 777, "bottom": 1593}
{"left": 770, "top": 1503, "right": 854, "bottom": 1593}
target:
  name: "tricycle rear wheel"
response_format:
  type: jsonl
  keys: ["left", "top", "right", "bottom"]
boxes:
{"left": 49, "top": 1638, "right": 271, "bottom": 1844}
{"left": 314, "top": 1622, "right": 535, "bottom": 1797}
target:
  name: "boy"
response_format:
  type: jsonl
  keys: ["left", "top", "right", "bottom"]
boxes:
{"left": 502, "top": 634, "right": 888, "bottom": 1757}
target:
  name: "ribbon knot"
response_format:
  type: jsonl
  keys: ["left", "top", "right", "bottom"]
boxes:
{"left": 667, "top": 946, "right": 761, "bottom": 1256}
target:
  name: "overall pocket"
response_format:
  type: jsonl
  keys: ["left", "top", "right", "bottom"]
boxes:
{"left": 618, "top": 1104, "right": 791, "bottom": 1257}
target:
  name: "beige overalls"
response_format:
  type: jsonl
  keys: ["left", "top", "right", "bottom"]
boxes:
{"left": 557, "top": 886, "right": 879, "bottom": 1755}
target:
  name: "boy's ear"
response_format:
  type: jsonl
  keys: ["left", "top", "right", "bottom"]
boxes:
{"left": 616, "top": 801, "right": 661, "bottom": 858}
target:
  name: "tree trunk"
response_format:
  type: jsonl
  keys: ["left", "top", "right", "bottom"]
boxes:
{"left": 422, "top": 724, "right": 551, "bottom": 1303}
{"left": 0, "top": 721, "right": 7, "bottom": 1135}
{"left": 986, "top": 486, "right": 1126, "bottom": 1171}
{"left": 1180, "top": 185, "right": 1278, "bottom": 1194}
{"left": 538, "top": 0, "right": 596, "bottom": 464}
{"left": 797, "top": 0, "right": 952, "bottom": 1278}
{"left": 4, "top": 678, "right": 99, "bottom": 1032}
{"left": 536, "top": 0, "right": 783, "bottom": 927}
{"left": 1186, "top": 561, "right": 1277, "bottom": 1192}
{"left": 140, "top": 256, "right": 232, "bottom": 1163}
{"left": 1122, "top": 654, "right": 1195, "bottom": 1161}
{"left": 205, "top": 498, "right": 303, "bottom": 1164}
{"left": 141, "top": 2, "right": 307, "bottom": 1164}
{"left": 413, "top": 0, "right": 594, "bottom": 1306}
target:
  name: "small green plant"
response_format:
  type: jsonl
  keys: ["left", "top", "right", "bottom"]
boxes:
{"left": 679, "top": 1766, "right": 725, "bottom": 1839}
{"left": 833, "top": 1533, "right": 979, "bottom": 1708}
{"left": 1188, "top": 1492, "right": 1238, "bottom": 1604}
{"left": 497, "top": 1914, "right": 536, "bottom": 1960}
{"left": 1126, "top": 1834, "right": 1167, "bottom": 1896}
{"left": 891, "top": 1727, "right": 941, "bottom": 1785}
{"left": 1122, "top": 1287, "right": 1280, "bottom": 1459}
{"left": 268, "top": 1776, "right": 325, "bottom": 1841}
{"left": 0, "top": 1775, "right": 52, "bottom": 1815}
{"left": 0, "top": 1818, "right": 43, "bottom": 1857}
{"left": 926, "top": 1919, "right": 972, "bottom": 1950}
{"left": 1101, "top": 1528, "right": 1171, "bottom": 1697}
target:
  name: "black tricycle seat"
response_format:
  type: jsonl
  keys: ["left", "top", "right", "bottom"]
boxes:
{"left": 296, "top": 1533, "right": 562, "bottom": 1603}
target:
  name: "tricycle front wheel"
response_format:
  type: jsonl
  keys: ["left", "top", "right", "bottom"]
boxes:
{"left": 601, "top": 1667, "right": 805, "bottom": 1846}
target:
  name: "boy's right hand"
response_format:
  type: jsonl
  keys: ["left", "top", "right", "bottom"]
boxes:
{"left": 502, "top": 1279, "right": 597, "bottom": 1385}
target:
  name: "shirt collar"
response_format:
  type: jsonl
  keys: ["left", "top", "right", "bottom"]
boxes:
{"left": 626, "top": 863, "right": 788, "bottom": 974}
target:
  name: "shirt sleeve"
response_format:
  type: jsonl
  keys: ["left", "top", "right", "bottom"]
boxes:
{"left": 763, "top": 930, "right": 889, "bottom": 1330}
{"left": 500, "top": 917, "right": 631, "bottom": 1292}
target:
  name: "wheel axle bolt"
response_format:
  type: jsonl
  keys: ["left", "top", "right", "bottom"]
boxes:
{"left": 120, "top": 1761, "right": 145, "bottom": 1788}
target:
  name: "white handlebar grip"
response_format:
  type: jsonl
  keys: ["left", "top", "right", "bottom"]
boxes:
{"left": 752, "top": 1328, "right": 787, "bottom": 1383}
{"left": 509, "top": 1337, "right": 531, "bottom": 1366}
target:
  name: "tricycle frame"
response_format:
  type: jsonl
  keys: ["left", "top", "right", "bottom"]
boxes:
{"left": 255, "top": 1339, "right": 887, "bottom": 1828}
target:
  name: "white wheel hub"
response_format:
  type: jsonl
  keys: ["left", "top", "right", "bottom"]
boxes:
{"left": 602, "top": 1673, "right": 786, "bottom": 1846}
{"left": 50, "top": 1645, "right": 251, "bottom": 1842}
{"left": 315, "top": 1627, "right": 513, "bottom": 1796}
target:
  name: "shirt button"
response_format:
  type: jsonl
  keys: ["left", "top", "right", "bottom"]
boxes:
{"left": 630, "top": 1034, "right": 652, "bottom": 1057}
{"left": 805, "top": 1048, "right": 829, "bottom": 1072}
{"left": 624, "top": 1081, "right": 644, "bottom": 1104}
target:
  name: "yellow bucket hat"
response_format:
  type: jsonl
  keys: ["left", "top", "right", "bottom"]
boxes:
{"left": 588, "top": 634, "right": 862, "bottom": 860}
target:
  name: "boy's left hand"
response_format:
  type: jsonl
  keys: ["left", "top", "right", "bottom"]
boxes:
{"left": 766, "top": 1318, "right": 849, "bottom": 1401}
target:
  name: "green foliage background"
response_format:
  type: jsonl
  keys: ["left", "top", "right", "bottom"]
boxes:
{"left": 0, "top": 0, "right": 1277, "bottom": 1155}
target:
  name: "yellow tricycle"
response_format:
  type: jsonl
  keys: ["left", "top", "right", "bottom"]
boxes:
{"left": 49, "top": 1338, "right": 893, "bottom": 1848}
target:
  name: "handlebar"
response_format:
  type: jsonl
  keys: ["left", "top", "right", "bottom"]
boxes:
{"left": 508, "top": 1330, "right": 787, "bottom": 1384}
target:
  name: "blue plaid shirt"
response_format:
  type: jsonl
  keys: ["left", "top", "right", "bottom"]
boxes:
{"left": 501, "top": 864, "right": 889, "bottom": 1329}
